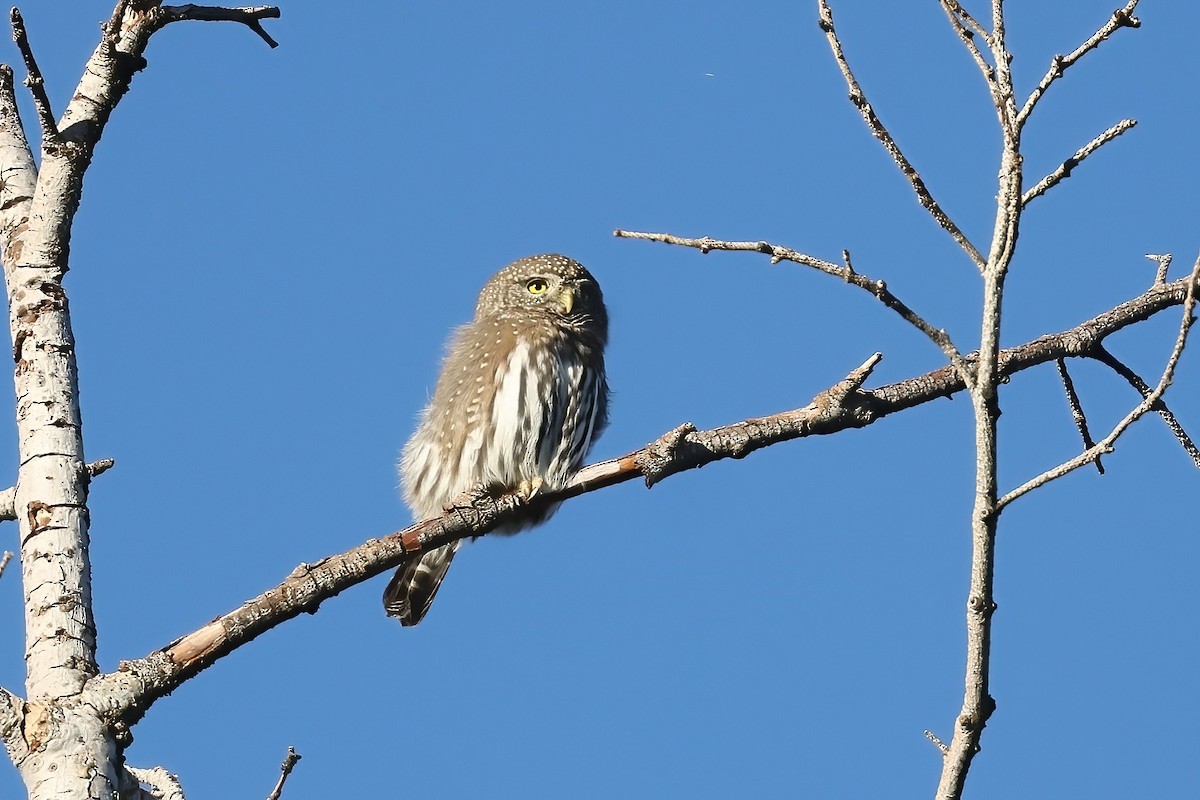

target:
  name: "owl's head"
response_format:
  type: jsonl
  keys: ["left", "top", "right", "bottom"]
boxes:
{"left": 476, "top": 253, "right": 607, "bottom": 342}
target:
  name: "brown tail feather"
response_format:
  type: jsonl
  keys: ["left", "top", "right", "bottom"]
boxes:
{"left": 382, "top": 541, "right": 461, "bottom": 626}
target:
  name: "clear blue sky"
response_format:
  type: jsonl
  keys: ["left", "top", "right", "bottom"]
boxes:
{"left": 2, "top": 2, "right": 1198, "bottom": 797}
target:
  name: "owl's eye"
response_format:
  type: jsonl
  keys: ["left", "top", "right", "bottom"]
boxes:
{"left": 526, "top": 277, "right": 549, "bottom": 294}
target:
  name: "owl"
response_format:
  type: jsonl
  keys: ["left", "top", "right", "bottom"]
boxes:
{"left": 384, "top": 253, "right": 610, "bottom": 625}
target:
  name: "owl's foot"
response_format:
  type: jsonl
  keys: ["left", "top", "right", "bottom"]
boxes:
{"left": 442, "top": 484, "right": 494, "bottom": 514}
{"left": 516, "top": 477, "right": 544, "bottom": 502}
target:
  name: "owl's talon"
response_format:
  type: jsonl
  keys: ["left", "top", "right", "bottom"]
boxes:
{"left": 517, "top": 477, "right": 544, "bottom": 502}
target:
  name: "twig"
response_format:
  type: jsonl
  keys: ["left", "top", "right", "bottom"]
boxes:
{"left": 938, "top": 1, "right": 1001, "bottom": 107}
{"left": 127, "top": 766, "right": 186, "bottom": 800}
{"left": 816, "top": 0, "right": 986, "bottom": 271}
{"left": 9, "top": 8, "right": 57, "bottom": 139}
{"left": 1145, "top": 253, "right": 1172, "bottom": 285}
{"left": 924, "top": 729, "right": 950, "bottom": 756}
{"left": 0, "top": 458, "right": 115, "bottom": 521}
{"left": 156, "top": 5, "right": 282, "bottom": 48}
{"left": 1089, "top": 345, "right": 1200, "bottom": 469}
{"left": 0, "top": 550, "right": 11, "bottom": 580}
{"left": 613, "top": 229, "right": 971, "bottom": 382}
{"left": 266, "top": 747, "right": 302, "bottom": 800}
{"left": 1055, "top": 358, "right": 1103, "bottom": 474}
{"left": 941, "top": 0, "right": 991, "bottom": 46}
{"left": 999, "top": 255, "right": 1200, "bottom": 508}
{"left": 1022, "top": 119, "right": 1137, "bottom": 206}
{"left": 1017, "top": 1, "right": 1141, "bottom": 127}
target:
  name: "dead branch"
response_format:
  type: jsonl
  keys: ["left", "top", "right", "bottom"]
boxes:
{"left": 1145, "top": 253, "right": 1172, "bottom": 285}
{"left": 8, "top": 8, "right": 56, "bottom": 139}
{"left": 1088, "top": 345, "right": 1200, "bottom": 468}
{"left": 266, "top": 747, "right": 301, "bottom": 800}
{"left": 79, "top": 274, "right": 1196, "bottom": 728}
{"left": 1055, "top": 358, "right": 1103, "bottom": 474}
{"left": 1022, "top": 119, "right": 1137, "bottom": 206}
{"left": 817, "top": 0, "right": 986, "bottom": 270}
{"left": 153, "top": 5, "right": 281, "bottom": 48}
{"left": 613, "top": 229, "right": 970, "bottom": 381}
{"left": 999, "top": 256, "right": 1199, "bottom": 508}
{"left": 937, "top": 1, "right": 1001, "bottom": 108}
{"left": 126, "top": 766, "right": 186, "bottom": 800}
{"left": 1017, "top": 1, "right": 1141, "bottom": 126}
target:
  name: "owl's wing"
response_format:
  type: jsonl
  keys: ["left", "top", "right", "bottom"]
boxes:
{"left": 538, "top": 361, "right": 607, "bottom": 480}
{"left": 383, "top": 541, "right": 461, "bottom": 626}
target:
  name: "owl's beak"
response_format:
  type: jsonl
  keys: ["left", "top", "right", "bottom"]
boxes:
{"left": 558, "top": 287, "right": 575, "bottom": 315}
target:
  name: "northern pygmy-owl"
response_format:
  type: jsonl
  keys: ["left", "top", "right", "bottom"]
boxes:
{"left": 384, "top": 254, "right": 609, "bottom": 625}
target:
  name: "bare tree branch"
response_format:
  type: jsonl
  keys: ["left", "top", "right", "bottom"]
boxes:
{"left": 613, "top": 229, "right": 971, "bottom": 382}
{"left": 126, "top": 766, "right": 187, "bottom": 800}
{"left": 817, "top": 0, "right": 986, "bottom": 270}
{"left": 1088, "top": 345, "right": 1200, "bottom": 469}
{"left": 1145, "top": 252, "right": 1172, "bottom": 285}
{"left": 999, "top": 256, "right": 1199, "bottom": 508}
{"left": 77, "top": 274, "right": 1196, "bottom": 728}
{"left": 154, "top": 5, "right": 281, "bottom": 48}
{"left": 1022, "top": 119, "right": 1137, "bottom": 206}
{"left": 941, "top": 0, "right": 992, "bottom": 47}
{"left": 266, "top": 747, "right": 302, "bottom": 800}
{"left": 8, "top": 8, "right": 57, "bottom": 140}
{"left": 0, "top": 550, "right": 11, "bottom": 579}
{"left": 937, "top": 1, "right": 1002, "bottom": 109}
{"left": 1055, "top": 357, "right": 1103, "bottom": 474}
{"left": 1017, "top": 1, "right": 1141, "bottom": 127}
{"left": 924, "top": 728, "right": 950, "bottom": 757}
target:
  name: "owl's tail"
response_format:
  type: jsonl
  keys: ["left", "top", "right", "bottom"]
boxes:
{"left": 383, "top": 541, "right": 462, "bottom": 626}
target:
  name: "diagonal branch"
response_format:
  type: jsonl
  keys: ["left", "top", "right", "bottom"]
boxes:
{"left": 1017, "top": 1, "right": 1141, "bottom": 127}
{"left": 1055, "top": 357, "right": 1103, "bottom": 474}
{"left": 941, "top": 0, "right": 991, "bottom": 46}
{"left": 999, "top": 256, "right": 1200, "bottom": 508}
{"left": 938, "top": 1, "right": 1002, "bottom": 108}
{"left": 9, "top": 8, "right": 57, "bottom": 140}
{"left": 1088, "top": 344, "right": 1200, "bottom": 469}
{"left": 82, "top": 274, "right": 1198, "bottom": 726}
{"left": 1022, "top": 119, "right": 1137, "bottom": 206}
{"left": 613, "top": 229, "right": 971, "bottom": 381}
{"left": 817, "top": 0, "right": 986, "bottom": 271}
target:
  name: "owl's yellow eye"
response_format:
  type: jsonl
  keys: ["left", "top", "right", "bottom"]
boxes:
{"left": 526, "top": 278, "right": 549, "bottom": 294}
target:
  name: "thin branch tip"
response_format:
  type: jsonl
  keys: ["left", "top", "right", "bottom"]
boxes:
{"left": 1019, "top": 1, "right": 1142, "bottom": 125}
{"left": 1145, "top": 253, "right": 1172, "bottom": 285}
{"left": 266, "top": 747, "right": 302, "bottom": 800}
{"left": 8, "top": 4, "right": 56, "bottom": 137}
{"left": 818, "top": 0, "right": 984, "bottom": 269}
